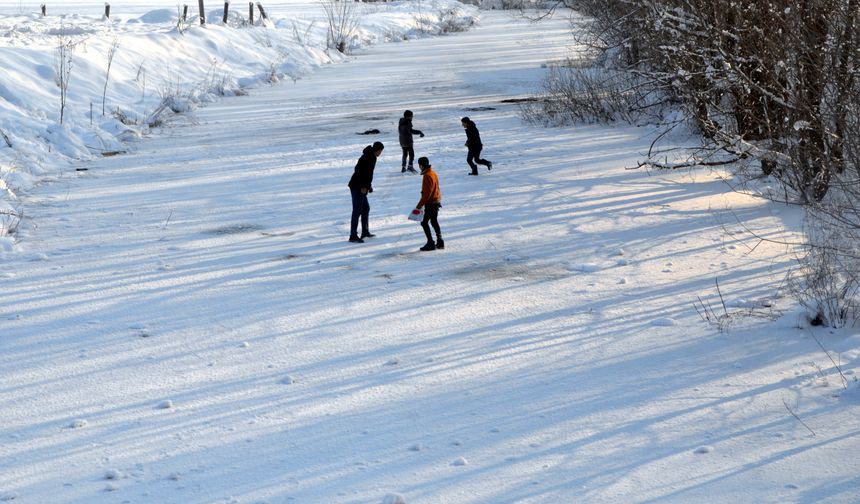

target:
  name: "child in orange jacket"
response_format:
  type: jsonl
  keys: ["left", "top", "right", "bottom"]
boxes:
{"left": 416, "top": 156, "right": 444, "bottom": 251}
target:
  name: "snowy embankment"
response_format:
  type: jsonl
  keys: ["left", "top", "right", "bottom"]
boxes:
{"left": 0, "top": 0, "right": 476, "bottom": 248}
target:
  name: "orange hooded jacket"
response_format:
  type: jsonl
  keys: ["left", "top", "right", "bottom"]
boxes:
{"left": 417, "top": 167, "right": 441, "bottom": 209}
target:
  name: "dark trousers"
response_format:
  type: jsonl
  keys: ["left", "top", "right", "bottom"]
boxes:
{"left": 421, "top": 202, "right": 442, "bottom": 242}
{"left": 350, "top": 188, "right": 369, "bottom": 237}
{"left": 401, "top": 145, "right": 414, "bottom": 169}
{"left": 467, "top": 146, "right": 490, "bottom": 173}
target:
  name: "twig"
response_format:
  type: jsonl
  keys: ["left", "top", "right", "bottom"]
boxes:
{"left": 631, "top": 157, "right": 739, "bottom": 170}
{"left": 715, "top": 277, "right": 728, "bottom": 316}
{"left": 1, "top": 129, "right": 11, "bottom": 148}
{"left": 808, "top": 330, "right": 849, "bottom": 390}
{"left": 163, "top": 209, "right": 174, "bottom": 230}
{"left": 783, "top": 399, "right": 816, "bottom": 437}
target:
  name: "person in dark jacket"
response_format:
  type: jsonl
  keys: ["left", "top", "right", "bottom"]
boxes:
{"left": 398, "top": 110, "right": 424, "bottom": 173}
{"left": 415, "top": 156, "right": 444, "bottom": 251}
{"left": 347, "top": 141, "right": 384, "bottom": 243}
{"left": 461, "top": 116, "right": 492, "bottom": 175}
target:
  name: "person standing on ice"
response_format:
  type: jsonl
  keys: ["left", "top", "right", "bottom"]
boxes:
{"left": 415, "top": 156, "right": 444, "bottom": 251}
{"left": 461, "top": 116, "right": 492, "bottom": 176}
{"left": 348, "top": 141, "right": 384, "bottom": 243}
{"left": 398, "top": 110, "right": 424, "bottom": 173}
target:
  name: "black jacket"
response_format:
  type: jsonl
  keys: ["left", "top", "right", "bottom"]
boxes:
{"left": 398, "top": 117, "right": 423, "bottom": 147}
{"left": 348, "top": 145, "right": 377, "bottom": 192}
{"left": 464, "top": 120, "right": 482, "bottom": 149}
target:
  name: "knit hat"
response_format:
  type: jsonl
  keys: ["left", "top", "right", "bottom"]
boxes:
{"left": 372, "top": 141, "right": 384, "bottom": 151}
{"left": 404, "top": 110, "right": 413, "bottom": 117}
{"left": 417, "top": 156, "right": 430, "bottom": 167}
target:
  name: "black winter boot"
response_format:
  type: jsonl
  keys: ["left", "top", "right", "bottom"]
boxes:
{"left": 436, "top": 238, "right": 445, "bottom": 249}
{"left": 420, "top": 241, "right": 436, "bottom": 251}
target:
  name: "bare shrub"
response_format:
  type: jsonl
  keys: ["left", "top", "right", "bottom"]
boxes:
{"left": 437, "top": 6, "right": 472, "bottom": 33}
{"left": 102, "top": 36, "right": 120, "bottom": 116}
{"left": 0, "top": 208, "right": 22, "bottom": 237}
{"left": 522, "top": 65, "right": 645, "bottom": 125}
{"left": 54, "top": 29, "right": 78, "bottom": 124}
{"left": 788, "top": 196, "right": 860, "bottom": 327}
{"left": 290, "top": 19, "right": 317, "bottom": 46}
{"left": 694, "top": 278, "right": 780, "bottom": 332}
{"left": 320, "top": 0, "right": 361, "bottom": 53}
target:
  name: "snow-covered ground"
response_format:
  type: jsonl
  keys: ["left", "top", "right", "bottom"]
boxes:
{"left": 2, "top": 3, "right": 860, "bottom": 504}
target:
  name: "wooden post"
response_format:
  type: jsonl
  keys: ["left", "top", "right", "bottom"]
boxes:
{"left": 198, "top": 0, "right": 205, "bottom": 25}
{"left": 256, "top": 2, "right": 268, "bottom": 20}
{"left": 41, "top": 4, "right": 46, "bottom": 16}
{"left": 249, "top": 2, "right": 254, "bottom": 24}
{"left": 222, "top": 1, "right": 229, "bottom": 24}
{"left": 104, "top": 3, "right": 110, "bottom": 19}
{"left": 182, "top": 4, "right": 188, "bottom": 21}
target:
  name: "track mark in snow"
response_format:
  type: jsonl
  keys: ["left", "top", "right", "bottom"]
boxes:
{"left": 205, "top": 223, "right": 265, "bottom": 235}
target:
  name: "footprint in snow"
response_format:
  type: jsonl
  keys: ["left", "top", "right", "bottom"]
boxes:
{"left": 104, "top": 469, "right": 123, "bottom": 480}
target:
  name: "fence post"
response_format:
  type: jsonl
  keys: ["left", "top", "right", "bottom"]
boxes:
{"left": 222, "top": 1, "right": 229, "bottom": 24}
{"left": 182, "top": 4, "right": 188, "bottom": 21}
{"left": 198, "top": 0, "right": 206, "bottom": 25}
{"left": 249, "top": 2, "right": 254, "bottom": 24}
{"left": 256, "top": 2, "right": 268, "bottom": 20}
{"left": 104, "top": 3, "right": 110, "bottom": 19}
